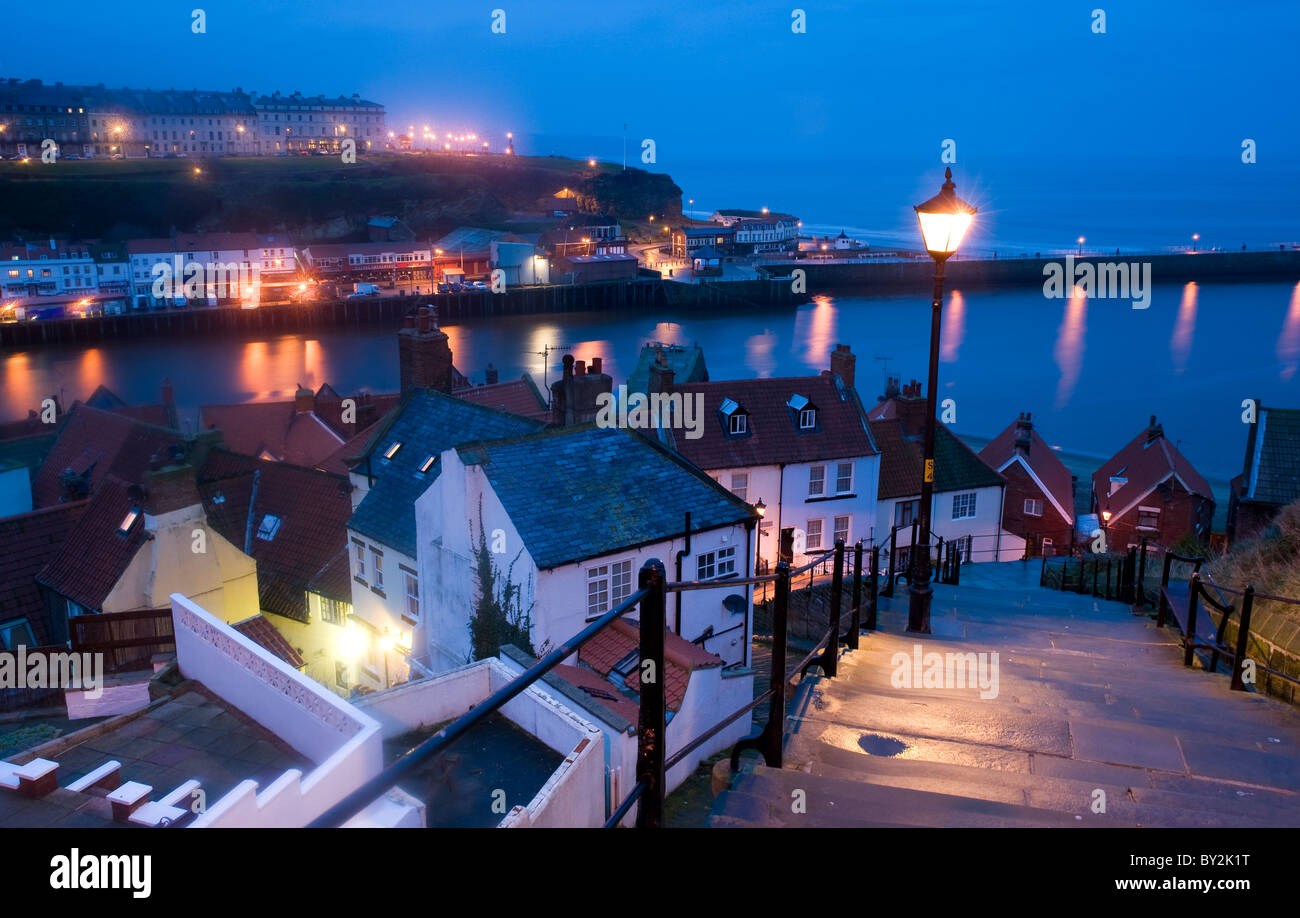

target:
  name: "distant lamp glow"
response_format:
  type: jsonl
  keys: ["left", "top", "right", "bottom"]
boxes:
{"left": 588, "top": 158, "right": 596, "bottom": 167}
{"left": 914, "top": 168, "right": 976, "bottom": 259}
{"left": 193, "top": 167, "right": 201, "bottom": 175}
{"left": 337, "top": 626, "right": 364, "bottom": 661}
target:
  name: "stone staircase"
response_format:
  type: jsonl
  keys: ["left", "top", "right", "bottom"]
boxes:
{"left": 711, "top": 563, "right": 1300, "bottom": 827}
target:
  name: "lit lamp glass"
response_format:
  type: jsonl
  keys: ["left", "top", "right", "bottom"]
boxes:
{"left": 914, "top": 167, "right": 976, "bottom": 259}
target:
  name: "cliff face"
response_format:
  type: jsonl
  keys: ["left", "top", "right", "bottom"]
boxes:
{"left": 0, "top": 155, "right": 683, "bottom": 240}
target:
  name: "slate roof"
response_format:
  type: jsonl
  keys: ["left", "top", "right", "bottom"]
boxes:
{"left": 37, "top": 478, "right": 148, "bottom": 611}
{"left": 978, "top": 417, "right": 1075, "bottom": 521}
{"left": 348, "top": 390, "right": 545, "bottom": 557}
{"left": 31, "top": 405, "right": 187, "bottom": 508}
{"left": 452, "top": 375, "right": 550, "bottom": 423}
{"left": 1091, "top": 419, "right": 1214, "bottom": 516}
{"left": 868, "top": 396, "right": 1004, "bottom": 499}
{"left": 625, "top": 343, "right": 710, "bottom": 396}
{"left": 0, "top": 501, "right": 88, "bottom": 645}
{"left": 669, "top": 373, "right": 876, "bottom": 471}
{"left": 233, "top": 615, "right": 306, "bottom": 669}
{"left": 197, "top": 449, "right": 354, "bottom": 623}
{"left": 1240, "top": 405, "right": 1300, "bottom": 507}
{"left": 458, "top": 423, "right": 757, "bottom": 570}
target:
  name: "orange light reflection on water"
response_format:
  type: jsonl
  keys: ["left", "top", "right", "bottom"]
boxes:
{"left": 1279, "top": 282, "right": 1300, "bottom": 382}
{"left": 795, "top": 296, "right": 837, "bottom": 368}
{"left": 940, "top": 290, "right": 965, "bottom": 363}
{"left": 1053, "top": 288, "right": 1087, "bottom": 410}
{"left": 1170, "top": 282, "right": 1198, "bottom": 375}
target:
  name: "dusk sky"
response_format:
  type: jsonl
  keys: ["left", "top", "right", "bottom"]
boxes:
{"left": 6, "top": 1, "right": 1299, "bottom": 247}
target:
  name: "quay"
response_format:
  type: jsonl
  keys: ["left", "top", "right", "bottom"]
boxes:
{"left": 0, "top": 276, "right": 804, "bottom": 350}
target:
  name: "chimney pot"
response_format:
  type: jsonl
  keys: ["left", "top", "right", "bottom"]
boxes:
{"left": 590, "top": 357, "right": 602, "bottom": 375}
{"left": 574, "top": 360, "right": 586, "bottom": 376}
{"left": 562, "top": 354, "right": 575, "bottom": 380}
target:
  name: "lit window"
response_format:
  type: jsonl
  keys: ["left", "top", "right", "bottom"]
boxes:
{"left": 418, "top": 455, "right": 435, "bottom": 474}
{"left": 320, "top": 596, "right": 346, "bottom": 625}
{"left": 403, "top": 571, "right": 419, "bottom": 623}
{"left": 118, "top": 509, "right": 140, "bottom": 535}
{"left": 372, "top": 550, "right": 384, "bottom": 590}
{"left": 354, "top": 543, "right": 366, "bottom": 582}
{"left": 952, "top": 492, "right": 978, "bottom": 520}
{"left": 809, "top": 465, "right": 825, "bottom": 497}
{"left": 1024, "top": 498, "right": 1044, "bottom": 517}
{"left": 805, "top": 519, "right": 824, "bottom": 551}
{"left": 383, "top": 442, "right": 401, "bottom": 460}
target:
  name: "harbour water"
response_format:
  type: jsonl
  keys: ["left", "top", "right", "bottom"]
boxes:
{"left": 4, "top": 278, "right": 1297, "bottom": 485}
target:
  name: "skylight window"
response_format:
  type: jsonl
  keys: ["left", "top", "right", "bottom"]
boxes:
{"left": 612, "top": 649, "right": 640, "bottom": 679}
{"left": 256, "top": 514, "right": 282, "bottom": 541}
{"left": 418, "top": 455, "right": 436, "bottom": 474}
{"left": 117, "top": 509, "right": 140, "bottom": 535}
{"left": 383, "top": 442, "right": 402, "bottom": 460}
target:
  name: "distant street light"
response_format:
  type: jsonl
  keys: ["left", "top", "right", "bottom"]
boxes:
{"left": 908, "top": 167, "right": 977, "bottom": 634}
{"left": 1077, "top": 235, "right": 1085, "bottom": 255}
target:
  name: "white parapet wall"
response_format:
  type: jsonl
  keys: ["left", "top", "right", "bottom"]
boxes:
{"left": 169, "top": 593, "right": 399, "bottom": 828}
{"left": 356, "top": 658, "right": 606, "bottom": 828}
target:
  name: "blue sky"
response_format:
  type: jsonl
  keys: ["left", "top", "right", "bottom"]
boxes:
{"left": 6, "top": 1, "right": 1298, "bottom": 247}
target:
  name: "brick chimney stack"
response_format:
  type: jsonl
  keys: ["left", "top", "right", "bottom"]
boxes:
{"left": 1014, "top": 412, "right": 1033, "bottom": 455}
{"left": 830, "top": 344, "right": 856, "bottom": 389}
{"left": 398, "top": 306, "right": 455, "bottom": 395}
{"left": 293, "top": 384, "right": 315, "bottom": 413}
{"left": 485, "top": 363, "right": 499, "bottom": 385}
{"left": 141, "top": 462, "right": 202, "bottom": 520}
{"left": 648, "top": 349, "right": 675, "bottom": 395}
{"left": 1146, "top": 414, "right": 1164, "bottom": 444}
{"left": 551, "top": 354, "right": 612, "bottom": 426}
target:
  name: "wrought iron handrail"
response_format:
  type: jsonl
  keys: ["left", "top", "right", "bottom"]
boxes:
{"left": 308, "top": 583, "right": 651, "bottom": 828}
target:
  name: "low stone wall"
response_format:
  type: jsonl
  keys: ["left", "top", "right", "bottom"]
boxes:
{"left": 1209, "top": 601, "right": 1300, "bottom": 705}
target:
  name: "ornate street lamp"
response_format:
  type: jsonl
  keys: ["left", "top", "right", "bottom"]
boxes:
{"left": 908, "top": 167, "right": 976, "bottom": 634}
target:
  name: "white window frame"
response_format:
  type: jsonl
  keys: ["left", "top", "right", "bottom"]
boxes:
{"left": 353, "top": 542, "right": 366, "bottom": 583}
{"left": 1024, "top": 498, "right": 1044, "bottom": 517}
{"left": 833, "top": 515, "right": 850, "bottom": 546}
{"left": 730, "top": 472, "right": 748, "bottom": 502}
{"left": 697, "top": 546, "right": 737, "bottom": 581}
{"left": 952, "top": 492, "right": 977, "bottom": 520}
{"left": 371, "top": 549, "right": 384, "bottom": 591}
{"left": 729, "top": 413, "right": 747, "bottom": 435}
{"left": 806, "top": 519, "right": 824, "bottom": 551}
{"left": 587, "top": 559, "right": 633, "bottom": 619}
{"left": 835, "top": 461, "right": 853, "bottom": 494}
{"left": 808, "top": 465, "right": 825, "bottom": 497}
{"left": 799, "top": 407, "right": 816, "bottom": 429}
{"left": 403, "top": 571, "right": 419, "bottom": 624}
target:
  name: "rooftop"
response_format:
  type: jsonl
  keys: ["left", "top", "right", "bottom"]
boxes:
{"left": 1092, "top": 417, "right": 1214, "bottom": 513}
{"left": 458, "top": 423, "right": 756, "bottom": 570}
{"left": 0, "top": 501, "right": 88, "bottom": 645}
{"left": 868, "top": 388, "right": 1004, "bottom": 499}
{"left": 1239, "top": 404, "right": 1300, "bottom": 507}
{"left": 978, "top": 414, "right": 1075, "bottom": 522}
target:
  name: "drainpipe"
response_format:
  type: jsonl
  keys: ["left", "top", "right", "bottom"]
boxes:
{"left": 775, "top": 463, "right": 785, "bottom": 564}
{"left": 743, "top": 516, "right": 755, "bottom": 668}
{"left": 243, "top": 469, "right": 261, "bottom": 554}
{"left": 674, "top": 512, "right": 691, "bottom": 634}
{"left": 995, "top": 484, "right": 1004, "bottom": 562}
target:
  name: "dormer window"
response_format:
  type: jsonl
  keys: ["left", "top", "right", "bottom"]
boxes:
{"left": 383, "top": 442, "right": 402, "bottom": 460}
{"left": 787, "top": 394, "right": 816, "bottom": 429}
{"left": 720, "top": 398, "right": 749, "bottom": 435}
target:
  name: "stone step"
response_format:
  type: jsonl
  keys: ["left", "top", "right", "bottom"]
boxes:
{"left": 795, "top": 739, "right": 1300, "bottom": 827}
{"left": 711, "top": 765, "right": 1089, "bottom": 828}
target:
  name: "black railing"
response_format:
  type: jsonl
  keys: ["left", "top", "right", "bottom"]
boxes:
{"left": 313, "top": 537, "right": 893, "bottom": 829}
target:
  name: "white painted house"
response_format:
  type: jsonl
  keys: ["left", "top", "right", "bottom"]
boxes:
{"left": 660, "top": 344, "right": 881, "bottom": 572}
{"left": 867, "top": 379, "right": 1025, "bottom": 567}
{"left": 416, "top": 423, "right": 760, "bottom": 672}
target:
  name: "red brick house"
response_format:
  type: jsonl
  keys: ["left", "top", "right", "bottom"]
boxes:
{"left": 978, "top": 412, "right": 1075, "bottom": 557}
{"left": 1090, "top": 416, "right": 1215, "bottom": 551}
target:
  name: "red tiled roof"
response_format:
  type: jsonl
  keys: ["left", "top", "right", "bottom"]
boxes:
{"left": 978, "top": 417, "right": 1075, "bottom": 522}
{"left": 306, "top": 547, "right": 353, "bottom": 603}
{"left": 197, "top": 449, "right": 354, "bottom": 623}
{"left": 0, "top": 501, "right": 88, "bottom": 644}
{"left": 580, "top": 617, "right": 722, "bottom": 712}
{"left": 32, "top": 405, "right": 187, "bottom": 508}
{"left": 669, "top": 373, "right": 875, "bottom": 470}
{"left": 868, "top": 395, "right": 1005, "bottom": 500}
{"left": 233, "top": 615, "right": 306, "bottom": 669}
{"left": 37, "top": 478, "right": 148, "bottom": 611}
{"left": 1092, "top": 419, "right": 1214, "bottom": 516}
{"left": 552, "top": 663, "right": 641, "bottom": 726}
{"left": 452, "top": 375, "right": 550, "bottom": 423}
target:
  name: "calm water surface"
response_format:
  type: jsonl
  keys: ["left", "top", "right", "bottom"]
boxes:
{"left": 4, "top": 279, "right": 1298, "bottom": 481}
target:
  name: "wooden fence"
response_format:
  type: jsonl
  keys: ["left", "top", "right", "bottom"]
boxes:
{"left": 69, "top": 608, "right": 175, "bottom": 674}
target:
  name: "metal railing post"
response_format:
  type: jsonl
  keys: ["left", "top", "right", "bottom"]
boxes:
{"left": 1137, "top": 538, "right": 1149, "bottom": 606}
{"left": 1184, "top": 574, "right": 1201, "bottom": 669}
{"left": 934, "top": 536, "right": 944, "bottom": 583}
{"left": 823, "top": 540, "right": 844, "bottom": 676}
{"left": 635, "top": 559, "right": 667, "bottom": 828}
{"left": 867, "top": 545, "right": 879, "bottom": 630}
{"left": 731, "top": 562, "right": 789, "bottom": 771}
{"left": 952, "top": 549, "right": 960, "bottom": 585}
{"left": 882, "top": 526, "right": 897, "bottom": 598}
{"left": 846, "top": 540, "right": 862, "bottom": 649}
{"left": 1231, "top": 586, "right": 1255, "bottom": 692}
{"left": 909, "top": 519, "right": 919, "bottom": 584}
{"left": 1039, "top": 551, "right": 1047, "bottom": 587}
{"left": 1157, "top": 552, "right": 1174, "bottom": 627}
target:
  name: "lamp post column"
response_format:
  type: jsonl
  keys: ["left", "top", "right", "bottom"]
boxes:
{"left": 908, "top": 257, "right": 946, "bottom": 634}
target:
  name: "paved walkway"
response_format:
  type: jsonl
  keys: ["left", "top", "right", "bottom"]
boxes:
{"left": 711, "top": 564, "right": 1300, "bottom": 827}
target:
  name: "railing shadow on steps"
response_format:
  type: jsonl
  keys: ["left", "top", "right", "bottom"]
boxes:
{"left": 309, "top": 538, "right": 881, "bottom": 830}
